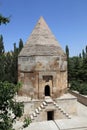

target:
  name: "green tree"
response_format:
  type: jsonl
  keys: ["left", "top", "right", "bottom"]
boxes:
{"left": 4, "top": 52, "right": 13, "bottom": 82}
{"left": 0, "top": 14, "right": 9, "bottom": 25}
{"left": 11, "top": 43, "right": 19, "bottom": 84}
{"left": 81, "top": 57, "right": 87, "bottom": 82}
{"left": 0, "top": 82, "right": 24, "bottom": 130}
{"left": 11, "top": 40, "right": 23, "bottom": 84}
{"left": 69, "top": 56, "right": 82, "bottom": 82}
{"left": 19, "top": 38, "right": 23, "bottom": 52}
{"left": 0, "top": 54, "right": 5, "bottom": 81}
{"left": 82, "top": 49, "right": 85, "bottom": 59}
{"left": 0, "top": 37, "right": 24, "bottom": 83}
{"left": 0, "top": 35, "right": 5, "bottom": 54}
{"left": 65, "top": 45, "right": 69, "bottom": 83}
{"left": 85, "top": 45, "right": 87, "bottom": 58}
{"left": 69, "top": 44, "right": 87, "bottom": 95}
{"left": 0, "top": 17, "right": 30, "bottom": 129}
{"left": 79, "top": 53, "right": 82, "bottom": 58}
{"left": 0, "top": 35, "right": 5, "bottom": 81}
{"left": 65, "top": 45, "right": 69, "bottom": 59}
{"left": 85, "top": 45, "right": 87, "bottom": 54}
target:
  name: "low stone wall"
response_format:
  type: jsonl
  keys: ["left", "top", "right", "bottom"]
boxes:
{"left": 69, "top": 91, "right": 87, "bottom": 106}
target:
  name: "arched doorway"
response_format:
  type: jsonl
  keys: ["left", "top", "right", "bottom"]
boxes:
{"left": 45, "top": 85, "right": 50, "bottom": 96}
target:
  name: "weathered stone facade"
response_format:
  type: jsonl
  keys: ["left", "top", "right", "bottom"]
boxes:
{"left": 18, "top": 17, "right": 67, "bottom": 99}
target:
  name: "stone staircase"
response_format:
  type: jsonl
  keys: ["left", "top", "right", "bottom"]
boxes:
{"left": 30, "top": 97, "right": 71, "bottom": 121}
{"left": 52, "top": 101, "right": 71, "bottom": 119}
{"left": 30, "top": 101, "right": 47, "bottom": 120}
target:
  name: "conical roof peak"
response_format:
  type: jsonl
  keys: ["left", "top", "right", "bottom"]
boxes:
{"left": 19, "top": 17, "right": 65, "bottom": 56}
{"left": 37, "top": 16, "right": 46, "bottom": 25}
{"left": 36, "top": 16, "right": 50, "bottom": 29}
{"left": 25, "top": 16, "right": 61, "bottom": 46}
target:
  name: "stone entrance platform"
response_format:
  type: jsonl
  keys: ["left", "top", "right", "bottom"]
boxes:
{"left": 55, "top": 117, "right": 87, "bottom": 130}
{"left": 15, "top": 117, "right": 87, "bottom": 130}
{"left": 15, "top": 93, "right": 77, "bottom": 122}
{"left": 14, "top": 94, "right": 87, "bottom": 130}
{"left": 23, "top": 117, "right": 87, "bottom": 130}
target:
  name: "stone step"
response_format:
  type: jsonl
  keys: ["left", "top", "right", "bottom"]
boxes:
{"left": 62, "top": 111, "right": 66, "bottom": 114}
{"left": 38, "top": 106, "right": 42, "bottom": 111}
{"left": 68, "top": 116, "right": 71, "bottom": 119}
{"left": 53, "top": 102, "right": 71, "bottom": 119}
{"left": 40, "top": 104, "right": 45, "bottom": 109}
{"left": 35, "top": 108, "right": 39, "bottom": 114}
{"left": 33, "top": 112, "right": 37, "bottom": 117}
{"left": 55, "top": 104, "right": 59, "bottom": 107}
{"left": 60, "top": 109, "right": 64, "bottom": 112}
{"left": 65, "top": 113, "right": 71, "bottom": 119}
{"left": 53, "top": 101, "right": 70, "bottom": 119}
{"left": 42, "top": 101, "right": 47, "bottom": 106}
{"left": 30, "top": 115, "right": 34, "bottom": 120}
{"left": 65, "top": 113, "right": 69, "bottom": 117}
{"left": 58, "top": 106, "right": 61, "bottom": 110}
{"left": 53, "top": 102, "right": 56, "bottom": 105}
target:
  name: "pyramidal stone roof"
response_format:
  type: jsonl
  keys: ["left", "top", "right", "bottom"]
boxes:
{"left": 19, "top": 16, "right": 65, "bottom": 56}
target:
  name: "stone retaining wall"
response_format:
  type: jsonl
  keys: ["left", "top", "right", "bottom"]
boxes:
{"left": 69, "top": 91, "right": 87, "bottom": 106}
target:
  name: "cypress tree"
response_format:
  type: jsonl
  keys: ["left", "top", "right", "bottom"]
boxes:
{"left": 82, "top": 49, "right": 85, "bottom": 59}
{"left": 65, "top": 45, "right": 69, "bottom": 84}
{"left": 0, "top": 35, "right": 5, "bottom": 54}
{"left": 19, "top": 38, "right": 23, "bottom": 52}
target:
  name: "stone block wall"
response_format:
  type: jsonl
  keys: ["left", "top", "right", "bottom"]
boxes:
{"left": 18, "top": 55, "right": 67, "bottom": 99}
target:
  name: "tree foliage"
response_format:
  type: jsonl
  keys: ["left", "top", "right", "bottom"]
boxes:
{"left": 0, "top": 15, "right": 30, "bottom": 130}
{"left": 0, "top": 81, "right": 24, "bottom": 130}
{"left": 65, "top": 45, "right": 69, "bottom": 83}
{"left": 0, "top": 35, "right": 5, "bottom": 54}
{"left": 0, "top": 14, "right": 10, "bottom": 25}
{"left": 19, "top": 38, "right": 23, "bottom": 52}
{"left": 67, "top": 45, "right": 87, "bottom": 95}
{"left": 0, "top": 35, "right": 23, "bottom": 84}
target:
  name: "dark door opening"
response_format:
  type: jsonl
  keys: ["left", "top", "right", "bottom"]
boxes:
{"left": 47, "top": 111, "right": 54, "bottom": 120}
{"left": 45, "top": 85, "right": 50, "bottom": 96}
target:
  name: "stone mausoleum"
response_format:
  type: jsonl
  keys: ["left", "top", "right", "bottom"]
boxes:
{"left": 18, "top": 16, "right": 67, "bottom": 99}
{"left": 18, "top": 17, "right": 77, "bottom": 122}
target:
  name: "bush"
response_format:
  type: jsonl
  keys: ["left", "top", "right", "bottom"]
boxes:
{"left": 79, "top": 83, "right": 87, "bottom": 95}
{"left": 70, "top": 81, "right": 87, "bottom": 95}
{"left": 70, "top": 81, "right": 80, "bottom": 91}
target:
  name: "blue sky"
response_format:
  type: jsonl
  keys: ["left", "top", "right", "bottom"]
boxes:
{"left": 0, "top": 0, "right": 87, "bottom": 56}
